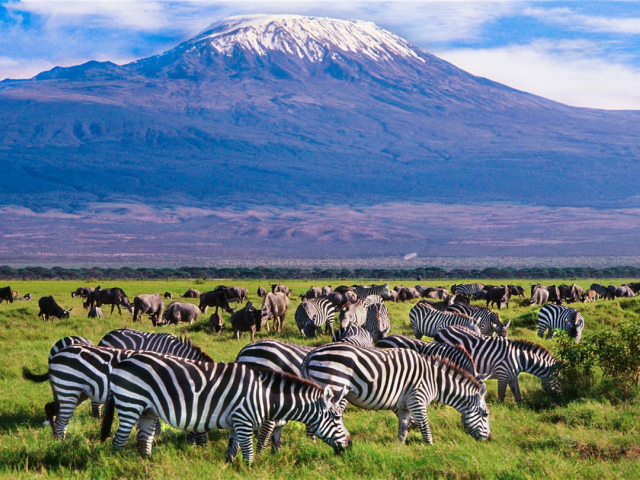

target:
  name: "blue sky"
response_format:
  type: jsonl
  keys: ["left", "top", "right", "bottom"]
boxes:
{"left": 2, "top": 1, "right": 640, "bottom": 109}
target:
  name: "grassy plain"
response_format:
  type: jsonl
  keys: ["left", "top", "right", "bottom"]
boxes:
{"left": 1, "top": 278, "right": 640, "bottom": 479}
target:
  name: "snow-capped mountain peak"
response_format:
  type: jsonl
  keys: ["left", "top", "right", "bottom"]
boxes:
{"left": 191, "top": 14, "right": 424, "bottom": 63}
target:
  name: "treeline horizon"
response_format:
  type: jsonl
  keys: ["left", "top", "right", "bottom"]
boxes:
{"left": 1, "top": 265, "right": 640, "bottom": 281}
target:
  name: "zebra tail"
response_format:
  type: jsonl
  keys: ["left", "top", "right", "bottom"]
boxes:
{"left": 22, "top": 366, "right": 49, "bottom": 382}
{"left": 100, "top": 394, "right": 116, "bottom": 442}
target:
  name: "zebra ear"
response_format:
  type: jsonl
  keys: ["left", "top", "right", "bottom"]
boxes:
{"left": 505, "top": 320, "right": 511, "bottom": 328}
{"left": 333, "top": 385, "right": 349, "bottom": 405}
{"left": 323, "top": 385, "right": 334, "bottom": 406}
{"left": 476, "top": 373, "right": 491, "bottom": 383}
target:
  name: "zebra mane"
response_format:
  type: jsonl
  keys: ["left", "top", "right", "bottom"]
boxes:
{"left": 251, "top": 364, "right": 323, "bottom": 391}
{"left": 509, "top": 338, "right": 556, "bottom": 359}
{"left": 177, "top": 335, "right": 214, "bottom": 362}
{"left": 425, "top": 354, "right": 482, "bottom": 389}
{"left": 449, "top": 343, "right": 476, "bottom": 372}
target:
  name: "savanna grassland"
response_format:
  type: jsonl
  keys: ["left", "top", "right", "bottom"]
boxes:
{"left": 2, "top": 278, "right": 640, "bottom": 479}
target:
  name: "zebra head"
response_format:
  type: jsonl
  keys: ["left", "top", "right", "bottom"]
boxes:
{"left": 460, "top": 380, "right": 491, "bottom": 441}
{"left": 303, "top": 319, "right": 317, "bottom": 338}
{"left": 309, "top": 385, "right": 352, "bottom": 454}
{"left": 492, "top": 319, "right": 511, "bottom": 338}
{"left": 565, "top": 311, "right": 585, "bottom": 342}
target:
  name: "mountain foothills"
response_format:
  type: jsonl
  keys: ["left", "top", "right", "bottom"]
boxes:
{"left": 1, "top": 14, "right": 639, "bottom": 213}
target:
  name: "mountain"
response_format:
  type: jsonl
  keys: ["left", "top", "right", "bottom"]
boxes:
{"left": 1, "top": 14, "right": 639, "bottom": 261}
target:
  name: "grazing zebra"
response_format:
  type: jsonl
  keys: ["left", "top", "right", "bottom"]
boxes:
{"left": 451, "top": 283, "right": 484, "bottom": 297}
{"left": 365, "top": 302, "right": 391, "bottom": 343}
{"left": 339, "top": 300, "right": 368, "bottom": 329}
{"left": 433, "top": 326, "right": 560, "bottom": 403}
{"left": 48, "top": 336, "right": 93, "bottom": 360}
{"left": 409, "top": 303, "right": 481, "bottom": 339}
{"left": 332, "top": 326, "right": 374, "bottom": 347}
{"left": 375, "top": 335, "right": 476, "bottom": 375}
{"left": 354, "top": 284, "right": 391, "bottom": 299}
{"left": 101, "top": 353, "right": 351, "bottom": 463}
{"left": 98, "top": 329, "right": 212, "bottom": 360}
{"left": 294, "top": 298, "right": 336, "bottom": 337}
{"left": 446, "top": 304, "right": 510, "bottom": 337}
{"left": 418, "top": 300, "right": 449, "bottom": 312}
{"left": 537, "top": 304, "right": 585, "bottom": 341}
{"left": 301, "top": 343, "right": 490, "bottom": 444}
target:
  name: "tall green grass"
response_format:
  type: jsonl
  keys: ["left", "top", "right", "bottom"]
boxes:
{"left": 1, "top": 279, "right": 639, "bottom": 478}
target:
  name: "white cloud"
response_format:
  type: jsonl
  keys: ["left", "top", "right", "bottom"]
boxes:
{"left": 436, "top": 40, "right": 640, "bottom": 110}
{"left": 0, "top": 56, "right": 55, "bottom": 80}
{"left": 524, "top": 6, "right": 640, "bottom": 35}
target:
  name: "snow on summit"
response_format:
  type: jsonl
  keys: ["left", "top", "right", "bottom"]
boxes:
{"left": 192, "top": 14, "right": 424, "bottom": 63}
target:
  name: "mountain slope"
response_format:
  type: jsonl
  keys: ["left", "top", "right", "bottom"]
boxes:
{"left": 1, "top": 14, "right": 640, "bottom": 212}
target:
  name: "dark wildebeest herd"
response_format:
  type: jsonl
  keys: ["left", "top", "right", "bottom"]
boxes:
{"left": 8, "top": 278, "right": 638, "bottom": 464}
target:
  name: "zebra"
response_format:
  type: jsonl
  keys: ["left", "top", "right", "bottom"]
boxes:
{"left": 339, "top": 300, "right": 368, "bottom": 329}
{"left": 375, "top": 335, "right": 476, "bottom": 375}
{"left": 100, "top": 353, "right": 351, "bottom": 463}
{"left": 537, "top": 304, "right": 585, "bottom": 341}
{"left": 294, "top": 297, "right": 336, "bottom": 338}
{"left": 446, "top": 304, "right": 510, "bottom": 337}
{"left": 362, "top": 294, "right": 384, "bottom": 307}
{"left": 451, "top": 283, "right": 484, "bottom": 297}
{"left": 332, "top": 326, "right": 374, "bottom": 347}
{"left": 48, "top": 336, "right": 93, "bottom": 360}
{"left": 365, "top": 302, "right": 390, "bottom": 343}
{"left": 354, "top": 284, "right": 391, "bottom": 299}
{"left": 98, "top": 329, "right": 211, "bottom": 359}
{"left": 417, "top": 300, "right": 449, "bottom": 312}
{"left": 409, "top": 302, "right": 481, "bottom": 339}
{"left": 433, "top": 326, "right": 561, "bottom": 403}
{"left": 301, "top": 343, "right": 490, "bottom": 444}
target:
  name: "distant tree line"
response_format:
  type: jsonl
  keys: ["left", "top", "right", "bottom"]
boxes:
{"left": 1, "top": 265, "right": 640, "bottom": 281}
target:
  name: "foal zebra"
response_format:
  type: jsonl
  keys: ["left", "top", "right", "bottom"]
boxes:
{"left": 294, "top": 297, "right": 336, "bottom": 337}
{"left": 537, "top": 304, "right": 585, "bottom": 341}
{"left": 446, "top": 304, "right": 510, "bottom": 337}
{"left": 409, "top": 302, "right": 481, "bottom": 339}
{"left": 333, "top": 326, "right": 374, "bottom": 347}
{"left": 301, "top": 343, "right": 490, "bottom": 444}
{"left": 101, "top": 353, "right": 351, "bottom": 463}
{"left": 433, "top": 326, "right": 560, "bottom": 403}
{"left": 375, "top": 335, "right": 476, "bottom": 375}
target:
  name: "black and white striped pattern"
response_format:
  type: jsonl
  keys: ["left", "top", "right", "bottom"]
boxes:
{"left": 98, "top": 329, "right": 214, "bottom": 360}
{"left": 301, "top": 343, "right": 490, "bottom": 444}
{"left": 48, "top": 336, "right": 93, "bottom": 360}
{"left": 294, "top": 298, "right": 336, "bottom": 337}
{"left": 332, "top": 326, "right": 374, "bottom": 347}
{"left": 433, "top": 326, "right": 560, "bottom": 403}
{"left": 446, "top": 304, "right": 510, "bottom": 337}
{"left": 339, "top": 300, "right": 368, "bottom": 329}
{"left": 375, "top": 335, "right": 476, "bottom": 375}
{"left": 409, "top": 303, "right": 481, "bottom": 339}
{"left": 452, "top": 283, "right": 484, "bottom": 297}
{"left": 365, "top": 302, "right": 390, "bottom": 343}
{"left": 101, "top": 353, "right": 351, "bottom": 463}
{"left": 354, "top": 284, "right": 391, "bottom": 299}
{"left": 537, "top": 304, "right": 585, "bottom": 341}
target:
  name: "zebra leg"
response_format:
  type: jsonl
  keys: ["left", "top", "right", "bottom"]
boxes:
{"left": 154, "top": 418, "right": 162, "bottom": 437}
{"left": 407, "top": 402, "right": 433, "bottom": 445}
{"left": 271, "top": 425, "right": 283, "bottom": 453}
{"left": 508, "top": 378, "right": 523, "bottom": 404}
{"left": 52, "top": 391, "right": 87, "bottom": 439}
{"left": 396, "top": 410, "right": 413, "bottom": 443}
{"left": 225, "top": 431, "right": 240, "bottom": 463}
{"left": 256, "top": 420, "right": 276, "bottom": 454}
{"left": 306, "top": 425, "right": 316, "bottom": 443}
{"left": 546, "top": 330, "right": 555, "bottom": 339}
{"left": 497, "top": 378, "right": 508, "bottom": 403}
{"left": 136, "top": 410, "right": 159, "bottom": 457}
{"left": 112, "top": 403, "right": 143, "bottom": 451}
{"left": 187, "top": 431, "right": 208, "bottom": 445}
{"left": 91, "top": 400, "right": 103, "bottom": 418}
{"left": 229, "top": 420, "right": 255, "bottom": 464}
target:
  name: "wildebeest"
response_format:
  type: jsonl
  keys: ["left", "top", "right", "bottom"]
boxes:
{"left": 132, "top": 294, "right": 164, "bottom": 326}
{"left": 198, "top": 290, "right": 234, "bottom": 315}
{"left": 162, "top": 301, "right": 201, "bottom": 325}
{"left": 0, "top": 286, "right": 14, "bottom": 304}
{"left": 88, "top": 307, "right": 104, "bottom": 319}
{"left": 568, "top": 284, "right": 584, "bottom": 303}
{"left": 626, "top": 282, "right": 640, "bottom": 294}
{"left": 230, "top": 302, "right": 263, "bottom": 341}
{"left": 384, "top": 290, "right": 399, "bottom": 302}
{"left": 71, "top": 287, "right": 94, "bottom": 298}
{"left": 507, "top": 285, "right": 525, "bottom": 299}
{"left": 214, "top": 285, "right": 247, "bottom": 303}
{"left": 589, "top": 283, "right": 608, "bottom": 300}
{"left": 529, "top": 285, "right": 549, "bottom": 306}
{"left": 301, "top": 286, "right": 322, "bottom": 301}
{"left": 257, "top": 286, "right": 267, "bottom": 298}
{"left": 88, "top": 287, "right": 133, "bottom": 315}
{"left": 325, "top": 291, "right": 355, "bottom": 309}
{"left": 418, "top": 286, "right": 449, "bottom": 301}
{"left": 547, "top": 286, "right": 562, "bottom": 305}
{"left": 261, "top": 292, "right": 289, "bottom": 333}
{"left": 163, "top": 292, "right": 173, "bottom": 300}
{"left": 17, "top": 293, "right": 32, "bottom": 301}
{"left": 181, "top": 288, "right": 200, "bottom": 298}
{"left": 333, "top": 285, "right": 355, "bottom": 294}
{"left": 582, "top": 289, "right": 597, "bottom": 303}
{"left": 396, "top": 287, "right": 419, "bottom": 302}
{"left": 609, "top": 285, "right": 635, "bottom": 298}
{"left": 38, "top": 296, "right": 72, "bottom": 321}
{"left": 322, "top": 286, "right": 333, "bottom": 295}
{"left": 486, "top": 286, "right": 510, "bottom": 310}
{"left": 270, "top": 283, "right": 291, "bottom": 297}
{"left": 209, "top": 312, "right": 224, "bottom": 333}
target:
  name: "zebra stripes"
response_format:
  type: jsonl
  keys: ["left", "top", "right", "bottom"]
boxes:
{"left": 332, "top": 326, "right": 374, "bottom": 347}
{"left": 98, "top": 329, "right": 214, "bottom": 361}
{"left": 409, "top": 303, "right": 481, "bottom": 339}
{"left": 236, "top": 340, "right": 312, "bottom": 378}
{"left": 446, "top": 304, "right": 510, "bottom": 337}
{"left": 433, "top": 326, "right": 560, "bottom": 403}
{"left": 48, "top": 336, "right": 93, "bottom": 360}
{"left": 101, "top": 353, "right": 351, "bottom": 463}
{"left": 365, "top": 302, "right": 390, "bottom": 343}
{"left": 537, "top": 304, "right": 585, "bottom": 341}
{"left": 354, "top": 284, "right": 391, "bottom": 299}
{"left": 375, "top": 335, "right": 476, "bottom": 375}
{"left": 339, "top": 300, "right": 368, "bottom": 329}
{"left": 301, "top": 343, "right": 490, "bottom": 444}
{"left": 452, "top": 283, "right": 484, "bottom": 297}
{"left": 294, "top": 298, "right": 336, "bottom": 337}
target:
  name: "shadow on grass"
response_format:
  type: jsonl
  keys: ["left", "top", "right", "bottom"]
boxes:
{"left": 0, "top": 408, "right": 44, "bottom": 432}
